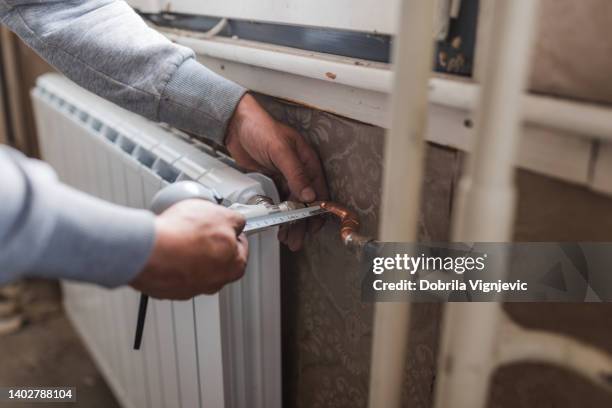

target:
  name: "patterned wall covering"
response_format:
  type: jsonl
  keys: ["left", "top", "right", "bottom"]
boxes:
{"left": 255, "top": 95, "right": 612, "bottom": 408}
{"left": 255, "top": 94, "right": 457, "bottom": 408}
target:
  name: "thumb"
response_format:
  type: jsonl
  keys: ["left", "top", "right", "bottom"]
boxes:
{"left": 271, "top": 143, "right": 315, "bottom": 202}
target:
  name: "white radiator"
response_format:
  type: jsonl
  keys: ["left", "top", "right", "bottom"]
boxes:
{"left": 31, "top": 74, "right": 281, "bottom": 408}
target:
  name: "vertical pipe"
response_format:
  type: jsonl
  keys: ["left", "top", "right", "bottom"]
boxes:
{"left": 0, "top": 28, "right": 28, "bottom": 153}
{"left": 0, "top": 43, "right": 9, "bottom": 145}
{"left": 367, "top": 1, "right": 435, "bottom": 408}
{"left": 433, "top": 1, "right": 540, "bottom": 408}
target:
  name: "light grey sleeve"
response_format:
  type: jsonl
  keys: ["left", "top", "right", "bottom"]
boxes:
{"left": 0, "top": 0, "right": 246, "bottom": 144}
{"left": 0, "top": 146, "right": 155, "bottom": 287}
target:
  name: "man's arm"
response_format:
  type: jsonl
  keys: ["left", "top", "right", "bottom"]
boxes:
{"left": 0, "top": 0, "right": 328, "bottom": 253}
{"left": 0, "top": 146, "right": 155, "bottom": 287}
{"left": 0, "top": 0, "right": 244, "bottom": 144}
{"left": 0, "top": 146, "right": 248, "bottom": 296}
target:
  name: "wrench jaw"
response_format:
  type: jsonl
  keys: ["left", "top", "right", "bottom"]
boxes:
{"left": 243, "top": 205, "right": 327, "bottom": 234}
{"left": 250, "top": 199, "right": 377, "bottom": 260}
{"left": 246, "top": 194, "right": 308, "bottom": 213}
{"left": 240, "top": 195, "right": 320, "bottom": 233}
{"left": 246, "top": 195, "right": 275, "bottom": 207}
{"left": 277, "top": 200, "right": 307, "bottom": 212}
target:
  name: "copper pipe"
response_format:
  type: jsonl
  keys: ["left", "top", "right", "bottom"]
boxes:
{"left": 319, "top": 201, "right": 360, "bottom": 243}
{"left": 319, "top": 201, "right": 374, "bottom": 259}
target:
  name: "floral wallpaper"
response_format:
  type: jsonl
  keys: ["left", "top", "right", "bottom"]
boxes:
{"left": 254, "top": 95, "right": 612, "bottom": 408}
{"left": 255, "top": 95, "right": 458, "bottom": 408}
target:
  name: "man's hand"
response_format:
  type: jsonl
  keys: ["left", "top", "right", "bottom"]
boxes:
{"left": 130, "top": 200, "right": 248, "bottom": 300}
{"left": 226, "top": 94, "right": 329, "bottom": 251}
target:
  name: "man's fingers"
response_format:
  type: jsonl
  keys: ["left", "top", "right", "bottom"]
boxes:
{"left": 310, "top": 170, "right": 329, "bottom": 202}
{"left": 271, "top": 142, "right": 316, "bottom": 202}
{"left": 278, "top": 225, "right": 289, "bottom": 243}
{"left": 308, "top": 217, "right": 325, "bottom": 234}
{"left": 228, "top": 233, "right": 249, "bottom": 282}
{"left": 295, "top": 137, "right": 329, "bottom": 201}
{"left": 286, "top": 221, "right": 306, "bottom": 251}
{"left": 227, "top": 210, "right": 246, "bottom": 234}
{"left": 236, "top": 233, "right": 249, "bottom": 263}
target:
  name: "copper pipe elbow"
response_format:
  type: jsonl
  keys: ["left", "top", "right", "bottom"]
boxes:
{"left": 317, "top": 201, "right": 376, "bottom": 260}
{"left": 319, "top": 201, "right": 361, "bottom": 244}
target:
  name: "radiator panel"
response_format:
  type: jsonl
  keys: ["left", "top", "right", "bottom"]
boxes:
{"left": 31, "top": 74, "right": 281, "bottom": 408}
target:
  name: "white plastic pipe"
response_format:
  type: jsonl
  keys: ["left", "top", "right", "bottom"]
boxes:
{"left": 167, "top": 32, "right": 612, "bottom": 141}
{"left": 434, "top": 1, "right": 540, "bottom": 408}
{"left": 498, "top": 316, "right": 612, "bottom": 393}
{"left": 367, "top": 1, "right": 435, "bottom": 408}
{"left": 172, "top": 35, "right": 392, "bottom": 93}
{"left": 428, "top": 77, "right": 612, "bottom": 144}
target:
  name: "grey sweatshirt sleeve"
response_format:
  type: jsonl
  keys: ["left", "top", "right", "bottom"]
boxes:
{"left": 0, "top": 0, "right": 246, "bottom": 144}
{"left": 0, "top": 146, "right": 156, "bottom": 287}
{"left": 0, "top": 1, "right": 248, "bottom": 286}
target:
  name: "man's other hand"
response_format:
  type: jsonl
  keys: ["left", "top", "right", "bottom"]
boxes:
{"left": 130, "top": 200, "right": 248, "bottom": 299}
{"left": 225, "top": 94, "right": 329, "bottom": 251}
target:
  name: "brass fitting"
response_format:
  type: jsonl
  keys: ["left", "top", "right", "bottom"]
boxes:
{"left": 246, "top": 195, "right": 306, "bottom": 215}
{"left": 278, "top": 200, "right": 306, "bottom": 212}
{"left": 246, "top": 194, "right": 275, "bottom": 207}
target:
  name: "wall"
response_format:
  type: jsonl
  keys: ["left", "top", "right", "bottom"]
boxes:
{"left": 256, "top": 94, "right": 612, "bottom": 408}
{"left": 257, "top": 94, "right": 454, "bottom": 408}
{"left": 530, "top": 0, "right": 612, "bottom": 105}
